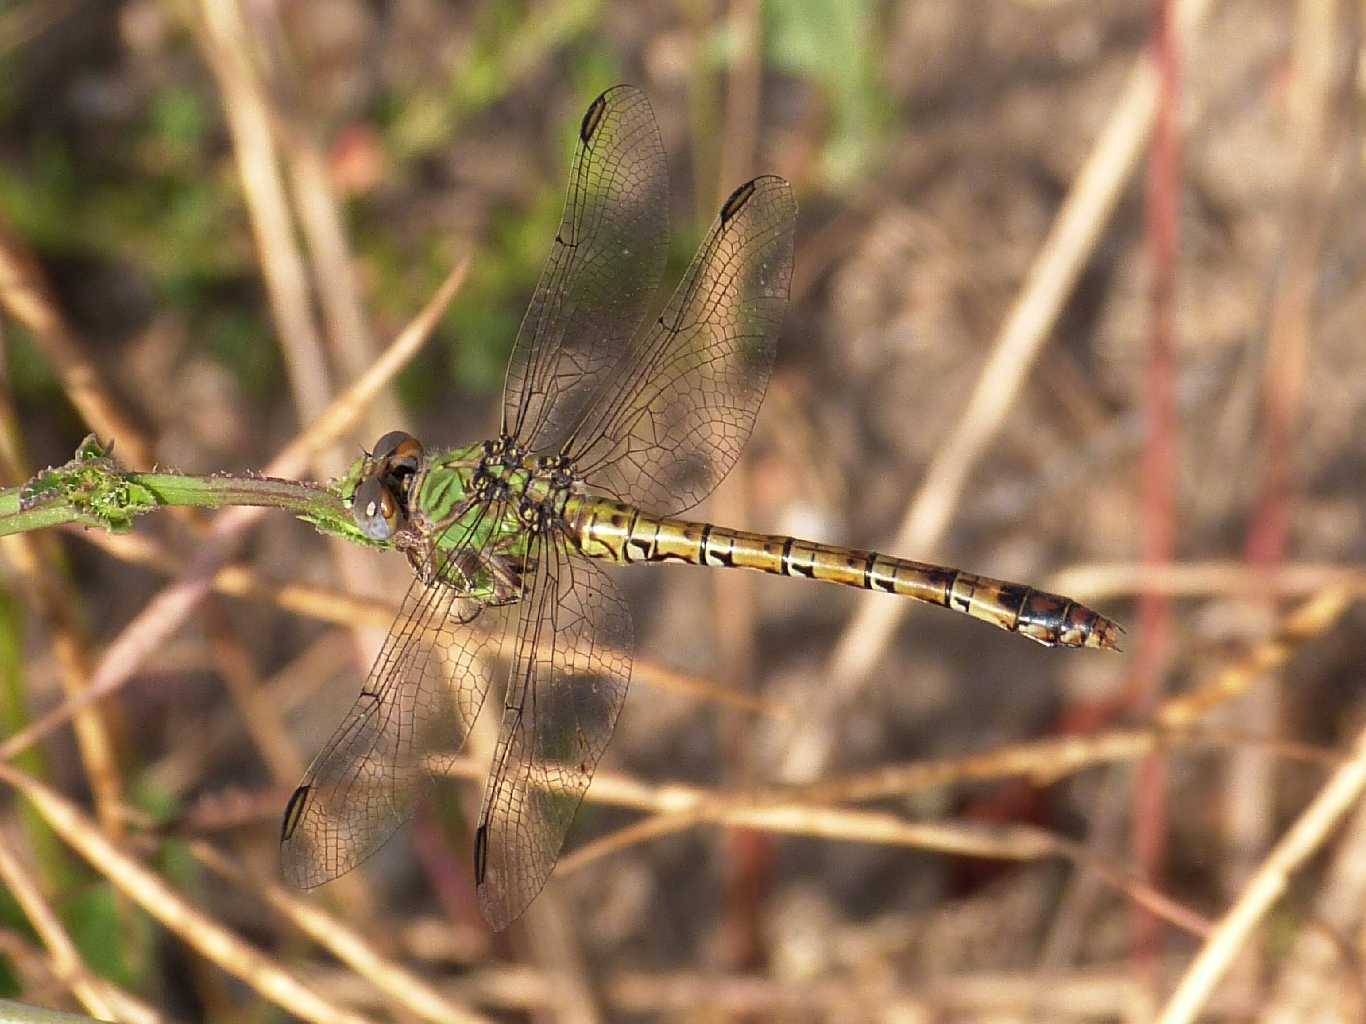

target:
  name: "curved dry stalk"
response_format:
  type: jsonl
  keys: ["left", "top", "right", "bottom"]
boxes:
{"left": 775, "top": 0, "right": 1218, "bottom": 786}
{"left": 268, "top": 255, "right": 469, "bottom": 481}
{"left": 1156, "top": 720, "right": 1366, "bottom": 1023}
{"left": 0, "top": 258, "right": 467, "bottom": 763}
{"left": 196, "top": 0, "right": 335, "bottom": 445}
{"left": 277, "top": 119, "right": 405, "bottom": 434}
{"left": 0, "top": 527, "right": 126, "bottom": 840}
{"left": 1158, "top": 584, "right": 1353, "bottom": 727}
{"left": 1050, "top": 560, "right": 1366, "bottom": 600}
{"left": 433, "top": 754, "right": 1054, "bottom": 855}
{"left": 76, "top": 529, "right": 391, "bottom": 627}
{"left": 605, "top": 966, "right": 1132, "bottom": 1019}
{"left": 202, "top": 603, "right": 304, "bottom": 786}
{"left": 0, "top": 221, "right": 155, "bottom": 470}
{"left": 72, "top": 525, "right": 784, "bottom": 718}
{"left": 0, "top": 763, "right": 375, "bottom": 1024}
{"left": 0, "top": 1001, "right": 115, "bottom": 1024}
{"left": 431, "top": 756, "right": 1208, "bottom": 937}
{"left": 784, "top": 727, "right": 1339, "bottom": 807}
{"left": 189, "top": 842, "right": 489, "bottom": 1024}
{"left": 0, "top": 834, "right": 160, "bottom": 1024}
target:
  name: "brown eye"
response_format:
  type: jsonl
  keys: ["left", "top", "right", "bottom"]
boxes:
{"left": 352, "top": 477, "right": 402, "bottom": 541}
{"left": 372, "top": 430, "right": 421, "bottom": 465}
{"left": 370, "top": 431, "right": 424, "bottom": 490}
{"left": 387, "top": 435, "right": 424, "bottom": 475}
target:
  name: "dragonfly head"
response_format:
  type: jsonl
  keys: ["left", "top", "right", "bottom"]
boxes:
{"left": 370, "top": 431, "right": 424, "bottom": 478}
{"left": 351, "top": 475, "right": 405, "bottom": 541}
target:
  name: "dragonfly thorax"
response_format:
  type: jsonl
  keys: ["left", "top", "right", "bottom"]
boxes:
{"left": 471, "top": 436, "right": 579, "bottom": 535}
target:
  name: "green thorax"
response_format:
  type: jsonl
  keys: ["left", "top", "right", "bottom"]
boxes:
{"left": 407, "top": 439, "right": 580, "bottom": 561}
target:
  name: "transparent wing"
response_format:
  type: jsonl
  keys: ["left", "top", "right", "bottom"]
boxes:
{"left": 280, "top": 501, "right": 515, "bottom": 888}
{"left": 564, "top": 175, "right": 795, "bottom": 515}
{"left": 501, "top": 84, "right": 669, "bottom": 455}
{"left": 473, "top": 536, "right": 632, "bottom": 931}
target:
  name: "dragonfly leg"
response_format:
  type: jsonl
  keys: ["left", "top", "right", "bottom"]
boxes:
{"left": 482, "top": 548, "right": 526, "bottom": 607}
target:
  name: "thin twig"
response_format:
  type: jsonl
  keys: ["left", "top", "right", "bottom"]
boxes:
{"left": 0, "top": 396, "right": 124, "bottom": 841}
{"left": 1130, "top": 0, "right": 1183, "bottom": 969}
{"left": 0, "top": 834, "right": 160, "bottom": 1024}
{"left": 0, "top": 763, "right": 375, "bottom": 1024}
{"left": 1050, "top": 560, "right": 1366, "bottom": 600}
{"left": 1156, "top": 720, "right": 1366, "bottom": 1023}
{"left": 189, "top": 842, "right": 489, "bottom": 1024}
{"left": 0, "top": 221, "right": 154, "bottom": 469}
{"left": 1158, "top": 584, "right": 1353, "bottom": 727}
{"left": 196, "top": 0, "right": 336, "bottom": 447}
{"left": 428, "top": 758, "right": 1210, "bottom": 938}
{"left": 70, "top": 525, "right": 786, "bottom": 718}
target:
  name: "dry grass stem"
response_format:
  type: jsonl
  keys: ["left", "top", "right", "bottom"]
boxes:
{"left": 282, "top": 132, "right": 404, "bottom": 432}
{"left": 787, "top": 727, "right": 1338, "bottom": 806}
{"left": 189, "top": 842, "right": 489, "bottom": 1024}
{"left": 0, "top": 387, "right": 124, "bottom": 839}
{"left": 264, "top": 255, "right": 471, "bottom": 481}
{"left": 1156, "top": 719, "right": 1366, "bottom": 1023}
{"left": 1263, "top": 788, "right": 1366, "bottom": 1019}
{"left": 0, "top": 834, "right": 160, "bottom": 1024}
{"left": 1158, "top": 584, "right": 1353, "bottom": 727}
{"left": 433, "top": 757, "right": 1207, "bottom": 937}
{"left": 1049, "top": 560, "right": 1366, "bottom": 601}
{"left": 74, "top": 524, "right": 782, "bottom": 717}
{"left": 604, "top": 966, "right": 1143, "bottom": 1019}
{"left": 196, "top": 0, "right": 335, "bottom": 441}
{"left": 0, "top": 530, "right": 123, "bottom": 835}
{"left": 0, "top": 223, "right": 154, "bottom": 469}
{"left": 75, "top": 528, "right": 391, "bottom": 627}
{"left": 396, "top": 961, "right": 1147, "bottom": 1019}
{"left": 0, "top": 763, "right": 376, "bottom": 1024}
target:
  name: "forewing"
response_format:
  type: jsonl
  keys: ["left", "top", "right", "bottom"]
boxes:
{"left": 280, "top": 504, "right": 515, "bottom": 889}
{"left": 565, "top": 175, "right": 795, "bottom": 514}
{"left": 473, "top": 537, "right": 632, "bottom": 931}
{"left": 502, "top": 85, "right": 669, "bottom": 455}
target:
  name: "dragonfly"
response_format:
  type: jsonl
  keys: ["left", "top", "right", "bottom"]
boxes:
{"left": 280, "top": 85, "right": 1121, "bottom": 931}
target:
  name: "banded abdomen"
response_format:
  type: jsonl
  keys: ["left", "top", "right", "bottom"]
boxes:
{"left": 567, "top": 496, "right": 1120, "bottom": 651}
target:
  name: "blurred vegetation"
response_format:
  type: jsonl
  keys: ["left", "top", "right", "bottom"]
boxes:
{"left": 0, "top": 0, "right": 885, "bottom": 429}
{"left": 0, "top": 0, "right": 888, "bottom": 1007}
{"left": 3, "top": 0, "right": 1362, "bottom": 1020}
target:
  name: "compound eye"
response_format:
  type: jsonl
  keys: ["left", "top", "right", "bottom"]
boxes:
{"left": 390, "top": 438, "right": 424, "bottom": 478}
{"left": 352, "top": 477, "right": 402, "bottom": 541}
{"left": 371, "top": 430, "right": 418, "bottom": 463}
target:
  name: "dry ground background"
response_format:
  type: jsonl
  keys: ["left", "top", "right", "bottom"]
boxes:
{"left": 1, "top": 0, "right": 1366, "bottom": 1021}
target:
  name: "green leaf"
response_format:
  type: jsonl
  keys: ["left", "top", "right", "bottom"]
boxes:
{"left": 66, "top": 884, "right": 133, "bottom": 988}
{"left": 766, "top": 0, "right": 889, "bottom": 184}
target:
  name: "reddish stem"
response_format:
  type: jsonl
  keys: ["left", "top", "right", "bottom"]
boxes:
{"left": 1133, "top": 0, "right": 1181, "bottom": 973}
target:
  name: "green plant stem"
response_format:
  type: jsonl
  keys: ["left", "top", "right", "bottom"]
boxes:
{"left": 129, "top": 473, "right": 337, "bottom": 514}
{"left": 0, "top": 473, "right": 349, "bottom": 539}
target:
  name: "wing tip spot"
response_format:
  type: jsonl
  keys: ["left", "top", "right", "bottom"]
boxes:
{"left": 474, "top": 823, "right": 490, "bottom": 884}
{"left": 281, "top": 784, "right": 311, "bottom": 843}
{"left": 719, "top": 179, "right": 757, "bottom": 223}
{"left": 580, "top": 92, "right": 608, "bottom": 143}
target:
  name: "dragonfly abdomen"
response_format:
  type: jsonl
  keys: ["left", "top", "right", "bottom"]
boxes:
{"left": 569, "top": 497, "right": 1120, "bottom": 650}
